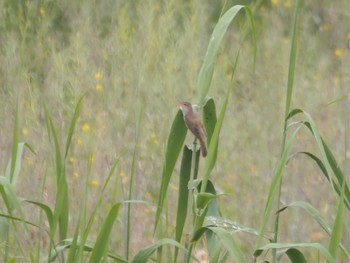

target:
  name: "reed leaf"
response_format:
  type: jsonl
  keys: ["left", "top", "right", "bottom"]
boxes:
{"left": 89, "top": 203, "right": 121, "bottom": 263}
{"left": 196, "top": 5, "right": 255, "bottom": 105}
{"left": 154, "top": 110, "right": 187, "bottom": 232}
{"left": 132, "top": 238, "right": 188, "bottom": 263}
{"left": 254, "top": 242, "right": 335, "bottom": 263}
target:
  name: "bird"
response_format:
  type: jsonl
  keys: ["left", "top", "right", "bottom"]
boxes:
{"left": 179, "top": 101, "right": 207, "bottom": 157}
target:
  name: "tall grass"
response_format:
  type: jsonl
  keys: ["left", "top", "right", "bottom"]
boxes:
{"left": 0, "top": 0, "right": 349, "bottom": 262}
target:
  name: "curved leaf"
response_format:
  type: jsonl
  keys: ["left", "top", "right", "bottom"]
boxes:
{"left": 254, "top": 242, "right": 335, "bottom": 263}
{"left": 155, "top": 110, "right": 187, "bottom": 232}
{"left": 285, "top": 248, "right": 307, "bottom": 263}
{"left": 196, "top": 5, "right": 255, "bottom": 105}
{"left": 131, "top": 238, "right": 188, "bottom": 263}
{"left": 89, "top": 203, "right": 121, "bottom": 263}
{"left": 192, "top": 226, "right": 246, "bottom": 263}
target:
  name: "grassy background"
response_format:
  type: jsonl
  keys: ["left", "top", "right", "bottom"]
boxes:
{"left": 0, "top": 0, "right": 349, "bottom": 261}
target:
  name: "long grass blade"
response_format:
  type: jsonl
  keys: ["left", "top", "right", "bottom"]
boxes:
{"left": 278, "top": 201, "right": 350, "bottom": 258}
{"left": 9, "top": 101, "right": 20, "bottom": 184}
{"left": 200, "top": 51, "right": 240, "bottom": 193}
{"left": 89, "top": 203, "right": 121, "bottom": 263}
{"left": 328, "top": 183, "right": 345, "bottom": 262}
{"left": 196, "top": 5, "right": 255, "bottom": 105}
{"left": 131, "top": 238, "right": 188, "bottom": 263}
{"left": 64, "top": 95, "right": 84, "bottom": 159}
{"left": 254, "top": 242, "right": 335, "bottom": 263}
{"left": 154, "top": 110, "right": 187, "bottom": 233}
{"left": 174, "top": 145, "right": 193, "bottom": 261}
{"left": 256, "top": 125, "right": 302, "bottom": 248}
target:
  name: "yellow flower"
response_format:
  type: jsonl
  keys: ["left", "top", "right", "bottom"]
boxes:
{"left": 95, "top": 84, "right": 103, "bottom": 91}
{"left": 271, "top": 0, "right": 280, "bottom": 5}
{"left": 73, "top": 171, "right": 79, "bottom": 178}
{"left": 69, "top": 157, "right": 75, "bottom": 164}
{"left": 95, "top": 72, "right": 102, "bottom": 81}
{"left": 284, "top": 0, "right": 292, "bottom": 8}
{"left": 22, "top": 128, "right": 28, "bottom": 136}
{"left": 39, "top": 7, "right": 45, "bottom": 16}
{"left": 322, "top": 23, "right": 332, "bottom": 31}
{"left": 77, "top": 138, "right": 83, "bottom": 145}
{"left": 335, "top": 48, "right": 344, "bottom": 57}
{"left": 120, "top": 171, "right": 128, "bottom": 184}
{"left": 90, "top": 179, "right": 99, "bottom": 188}
{"left": 89, "top": 155, "right": 95, "bottom": 164}
{"left": 149, "top": 132, "right": 159, "bottom": 145}
{"left": 82, "top": 123, "right": 91, "bottom": 133}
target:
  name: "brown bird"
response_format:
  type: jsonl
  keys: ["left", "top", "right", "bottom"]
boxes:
{"left": 179, "top": 101, "right": 207, "bottom": 157}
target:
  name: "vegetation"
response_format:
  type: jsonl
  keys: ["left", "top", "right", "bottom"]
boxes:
{"left": 0, "top": 0, "right": 349, "bottom": 262}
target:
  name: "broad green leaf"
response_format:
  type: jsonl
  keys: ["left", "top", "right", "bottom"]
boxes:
{"left": 192, "top": 226, "right": 246, "bottom": 263}
{"left": 89, "top": 203, "right": 121, "bottom": 263}
{"left": 196, "top": 5, "right": 255, "bottom": 105}
{"left": 203, "top": 98, "right": 217, "bottom": 145}
{"left": 209, "top": 227, "right": 246, "bottom": 263}
{"left": 195, "top": 192, "right": 217, "bottom": 211}
{"left": 194, "top": 180, "right": 219, "bottom": 233}
{"left": 203, "top": 98, "right": 218, "bottom": 165}
{"left": 154, "top": 110, "right": 187, "bottom": 232}
{"left": 254, "top": 242, "right": 335, "bottom": 263}
{"left": 131, "top": 238, "right": 188, "bottom": 263}
{"left": 200, "top": 50, "right": 240, "bottom": 193}
{"left": 285, "top": 248, "right": 307, "bottom": 263}
{"left": 174, "top": 145, "right": 194, "bottom": 259}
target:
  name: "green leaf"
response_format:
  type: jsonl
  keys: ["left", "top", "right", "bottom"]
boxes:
{"left": 192, "top": 226, "right": 246, "bottom": 263}
{"left": 131, "top": 238, "right": 188, "bottom": 263}
{"left": 277, "top": 201, "right": 350, "bottom": 258}
{"left": 196, "top": 5, "right": 255, "bottom": 105}
{"left": 154, "top": 110, "right": 187, "bottom": 232}
{"left": 64, "top": 95, "right": 84, "bottom": 158}
{"left": 9, "top": 101, "right": 20, "bottom": 184}
{"left": 284, "top": 0, "right": 300, "bottom": 118}
{"left": 209, "top": 227, "right": 246, "bottom": 263}
{"left": 25, "top": 200, "right": 53, "bottom": 230}
{"left": 203, "top": 98, "right": 217, "bottom": 145}
{"left": 0, "top": 214, "right": 9, "bottom": 241}
{"left": 328, "top": 183, "right": 345, "bottom": 262}
{"left": 195, "top": 192, "right": 217, "bottom": 211}
{"left": 0, "top": 176, "right": 22, "bottom": 213}
{"left": 49, "top": 238, "right": 127, "bottom": 263}
{"left": 174, "top": 146, "right": 194, "bottom": 256}
{"left": 254, "top": 242, "right": 335, "bottom": 263}
{"left": 285, "top": 248, "right": 307, "bottom": 263}
{"left": 255, "top": 125, "right": 302, "bottom": 248}
{"left": 200, "top": 51, "right": 240, "bottom": 193}
{"left": 89, "top": 203, "right": 121, "bottom": 263}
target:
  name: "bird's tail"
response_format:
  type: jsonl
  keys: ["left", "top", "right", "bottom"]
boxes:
{"left": 199, "top": 139, "right": 207, "bottom": 157}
